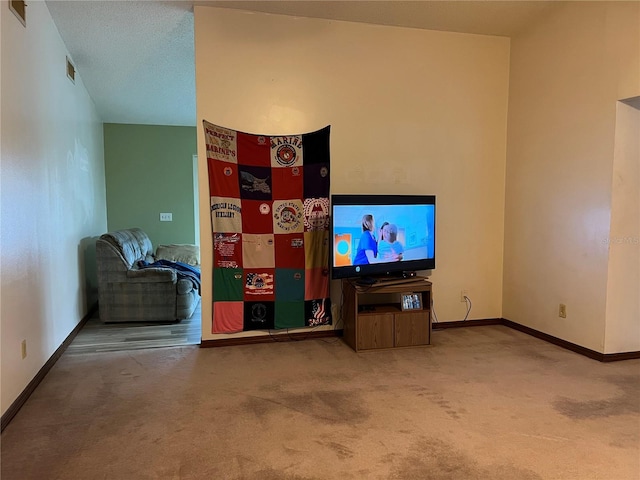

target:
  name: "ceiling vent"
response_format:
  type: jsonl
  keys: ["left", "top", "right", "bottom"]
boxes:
{"left": 9, "top": 0, "right": 26, "bottom": 27}
{"left": 66, "top": 57, "right": 75, "bottom": 84}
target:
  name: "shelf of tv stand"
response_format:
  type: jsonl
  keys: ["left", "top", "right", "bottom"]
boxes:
{"left": 342, "top": 277, "right": 432, "bottom": 352}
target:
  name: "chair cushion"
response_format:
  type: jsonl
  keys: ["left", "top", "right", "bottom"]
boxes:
{"left": 156, "top": 244, "right": 200, "bottom": 266}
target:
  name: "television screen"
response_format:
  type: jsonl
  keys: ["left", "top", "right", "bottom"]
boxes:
{"left": 330, "top": 194, "right": 436, "bottom": 279}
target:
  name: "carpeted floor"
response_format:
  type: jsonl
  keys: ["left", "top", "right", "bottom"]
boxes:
{"left": 1, "top": 325, "right": 639, "bottom": 479}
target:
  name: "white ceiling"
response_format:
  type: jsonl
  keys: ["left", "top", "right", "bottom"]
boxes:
{"left": 45, "top": 1, "right": 560, "bottom": 127}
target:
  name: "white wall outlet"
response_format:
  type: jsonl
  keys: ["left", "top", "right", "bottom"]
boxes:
{"left": 160, "top": 213, "right": 173, "bottom": 222}
{"left": 460, "top": 290, "right": 469, "bottom": 302}
{"left": 21, "top": 339, "right": 27, "bottom": 359}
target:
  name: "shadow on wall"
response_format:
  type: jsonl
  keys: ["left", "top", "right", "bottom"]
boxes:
{"left": 79, "top": 236, "right": 100, "bottom": 309}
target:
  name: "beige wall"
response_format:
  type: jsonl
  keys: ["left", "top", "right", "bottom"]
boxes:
{"left": 1, "top": 2, "right": 107, "bottom": 415}
{"left": 504, "top": 2, "right": 640, "bottom": 352}
{"left": 605, "top": 101, "right": 640, "bottom": 353}
{"left": 194, "top": 7, "right": 510, "bottom": 340}
{"left": 605, "top": 3, "right": 640, "bottom": 100}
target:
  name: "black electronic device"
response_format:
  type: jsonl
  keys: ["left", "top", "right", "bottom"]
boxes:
{"left": 330, "top": 194, "right": 436, "bottom": 280}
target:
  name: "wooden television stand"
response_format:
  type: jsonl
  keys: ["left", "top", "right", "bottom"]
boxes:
{"left": 342, "top": 276, "right": 432, "bottom": 352}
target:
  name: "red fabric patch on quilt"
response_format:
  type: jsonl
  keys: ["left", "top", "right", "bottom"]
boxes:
{"left": 241, "top": 200, "right": 274, "bottom": 234}
{"left": 212, "top": 302, "right": 244, "bottom": 333}
{"left": 208, "top": 159, "right": 240, "bottom": 198}
{"left": 214, "top": 233, "right": 243, "bottom": 269}
{"left": 274, "top": 233, "right": 305, "bottom": 269}
{"left": 236, "top": 131, "right": 271, "bottom": 167}
{"left": 304, "top": 267, "right": 330, "bottom": 301}
{"left": 271, "top": 167, "right": 303, "bottom": 200}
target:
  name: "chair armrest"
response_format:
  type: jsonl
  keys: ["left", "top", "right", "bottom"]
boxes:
{"left": 126, "top": 267, "right": 177, "bottom": 283}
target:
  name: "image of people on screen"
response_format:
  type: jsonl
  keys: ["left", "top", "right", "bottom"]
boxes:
{"left": 332, "top": 203, "right": 434, "bottom": 267}
{"left": 378, "top": 223, "right": 403, "bottom": 262}
{"left": 353, "top": 214, "right": 378, "bottom": 265}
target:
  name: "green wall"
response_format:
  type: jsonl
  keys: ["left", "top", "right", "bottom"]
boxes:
{"left": 104, "top": 124, "right": 197, "bottom": 247}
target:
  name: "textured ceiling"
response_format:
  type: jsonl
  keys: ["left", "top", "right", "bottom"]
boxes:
{"left": 201, "top": 1, "right": 557, "bottom": 37}
{"left": 46, "top": 1, "right": 559, "bottom": 127}
{"left": 46, "top": 0, "right": 196, "bottom": 126}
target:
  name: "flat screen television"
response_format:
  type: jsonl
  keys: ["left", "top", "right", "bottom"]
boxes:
{"left": 330, "top": 194, "right": 436, "bottom": 280}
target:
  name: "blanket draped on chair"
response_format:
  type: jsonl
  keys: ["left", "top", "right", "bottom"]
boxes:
{"left": 137, "top": 259, "right": 201, "bottom": 294}
{"left": 204, "top": 120, "right": 332, "bottom": 333}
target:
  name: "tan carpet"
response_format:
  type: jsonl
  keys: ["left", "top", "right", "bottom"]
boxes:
{"left": 1, "top": 326, "right": 639, "bottom": 479}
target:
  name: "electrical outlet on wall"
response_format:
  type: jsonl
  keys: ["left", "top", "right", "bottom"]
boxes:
{"left": 160, "top": 213, "right": 173, "bottom": 222}
{"left": 460, "top": 290, "right": 469, "bottom": 303}
{"left": 559, "top": 304, "right": 567, "bottom": 318}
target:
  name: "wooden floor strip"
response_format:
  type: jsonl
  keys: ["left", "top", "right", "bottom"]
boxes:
{"left": 66, "top": 303, "right": 201, "bottom": 354}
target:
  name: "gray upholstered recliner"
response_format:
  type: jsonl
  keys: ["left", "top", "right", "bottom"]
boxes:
{"left": 96, "top": 228, "right": 200, "bottom": 322}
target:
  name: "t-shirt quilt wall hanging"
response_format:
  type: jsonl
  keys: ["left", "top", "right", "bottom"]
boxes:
{"left": 204, "top": 120, "right": 332, "bottom": 333}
